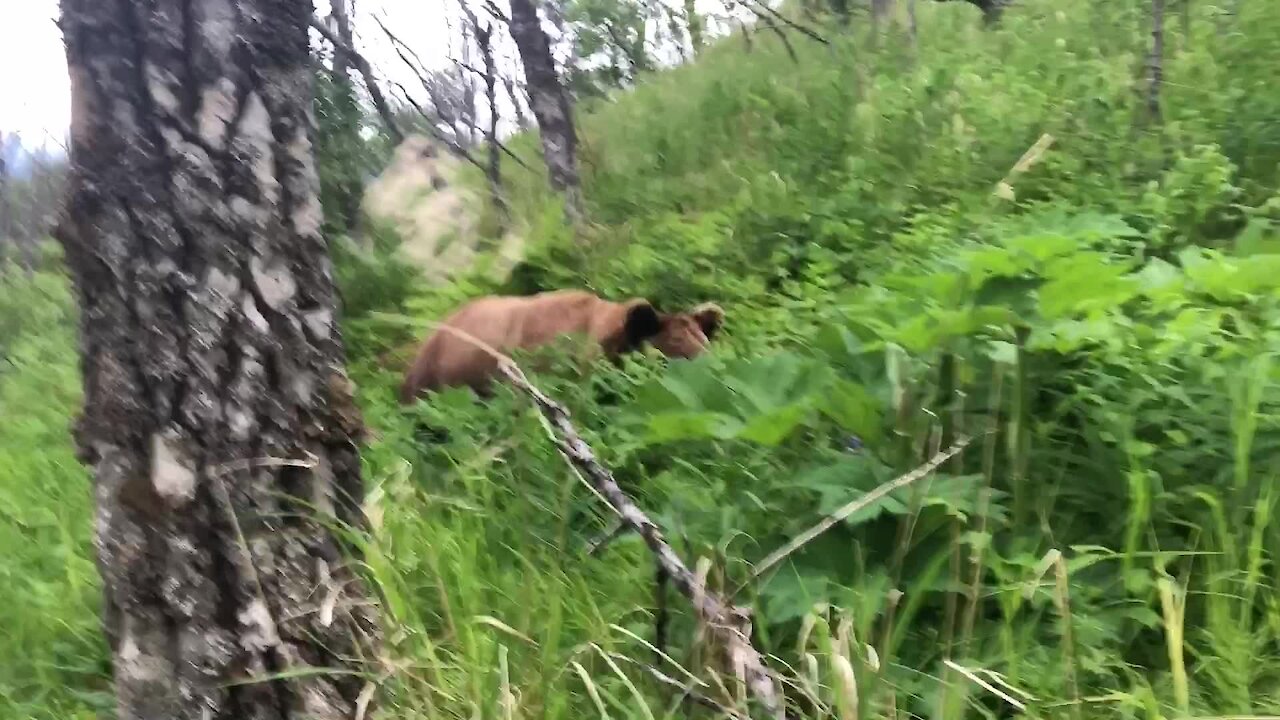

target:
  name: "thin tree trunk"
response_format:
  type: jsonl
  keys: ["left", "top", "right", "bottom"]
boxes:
{"left": 506, "top": 0, "right": 585, "bottom": 225}
{"left": 322, "top": 0, "right": 366, "bottom": 237}
{"left": 1180, "top": 0, "right": 1191, "bottom": 50}
{"left": 310, "top": 17, "right": 404, "bottom": 145}
{"left": 872, "top": 0, "right": 893, "bottom": 34}
{"left": 477, "top": 22, "right": 510, "bottom": 231}
{"left": 1148, "top": 0, "right": 1166, "bottom": 123}
{"left": 0, "top": 146, "right": 12, "bottom": 265}
{"left": 329, "top": 0, "right": 355, "bottom": 78}
{"left": 684, "top": 0, "right": 705, "bottom": 54}
{"left": 57, "top": 2, "right": 381, "bottom": 718}
{"left": 938, "top": 0, "right": 1006, "bottom": 26}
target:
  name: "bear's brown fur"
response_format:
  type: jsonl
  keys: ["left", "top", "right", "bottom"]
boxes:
{"left": 399, "top": 289, "right": 724, "bottom": 403}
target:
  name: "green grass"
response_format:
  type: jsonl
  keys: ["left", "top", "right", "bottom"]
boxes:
{"left": 6, "top": 0, "right": 1280, "bottom": 718}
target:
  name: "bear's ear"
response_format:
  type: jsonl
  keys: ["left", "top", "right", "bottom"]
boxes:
{"left": 690, "top": 302, "right": 725, "bottom": 339}
{"left": 622, "top": 300, "right": 663, "bottom": 346}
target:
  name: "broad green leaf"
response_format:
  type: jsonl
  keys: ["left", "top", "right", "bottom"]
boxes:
{"left": 735, "top": 404, "right": 810, "bottom": 446}
{"left": 818, "top": 378, "right": 883, "bottom": 444}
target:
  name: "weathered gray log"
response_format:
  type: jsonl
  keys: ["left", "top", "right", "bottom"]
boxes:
{"left": 57, "top": 1, "right": 381, "bottom": 717}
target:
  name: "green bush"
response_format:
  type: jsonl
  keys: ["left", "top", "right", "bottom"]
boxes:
{"left": 9, "top": 0, "right": 1280, "bottom": 718}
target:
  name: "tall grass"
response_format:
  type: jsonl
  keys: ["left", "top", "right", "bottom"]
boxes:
{"left": 4, "top": 0, "right": 1280, "bottom": 717}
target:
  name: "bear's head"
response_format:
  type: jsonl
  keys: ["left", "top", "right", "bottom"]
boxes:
{"left": 615, "top": 300, "right": 724, "bottom": 359}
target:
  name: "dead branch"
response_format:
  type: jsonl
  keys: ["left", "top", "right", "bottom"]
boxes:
{"left": 735, "top": 435, "right": 975, "bottom": 598}
{"left": 501, "top": 362, "right": 785, "bottom": 716}
{"left": 585, "top": 518, "right": 629, "bottom": 556}
{"left": 374, "top": 14, "right": 531, "bottom": 172}
{"left": 385, "top": 79, "right": 484, "bottom": 168}
{"left": 426, "top": 323, "right": 787, "bottom": 718}
{"left": 739, "top": 0, "right": 829, "bottom": 46}
{"left": 757, "top": 17, "right": 799, "bottom": 62}
{"left": 483, "top": 0, "right": 511, "bottom": 23}
{"left": 309, "top": 16, "right": 404, "bottom": 145}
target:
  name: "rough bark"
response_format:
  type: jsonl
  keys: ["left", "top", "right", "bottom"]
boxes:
{"left": 505, "top": 0, "right": 585, "bottom": 225}
{"left": 57, "top": 2, "right": 381, "bottom": 718}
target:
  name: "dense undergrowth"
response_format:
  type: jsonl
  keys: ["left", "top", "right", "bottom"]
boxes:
{"left": 4, "top": 0, "right": 1280, "bottom": 718}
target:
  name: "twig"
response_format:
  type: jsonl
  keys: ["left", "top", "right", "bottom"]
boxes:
{"left": 757, "top": 17, "right": 799, "bottom": 62}
{"left": 373, "top": 16, "right": 532, "bottom": 173}
{"left": 740, "top": 0, "right": 829, "bottom": 46}
{"left": 942, "top": 659, "right": 1029, "bottom": 711}
{"left": 585, "top": 518, "right": 629, "bottom": 556}
{"left": 309, "top": 17, "right": 404, "bottom": 144}
{"left": 385, "top": 79, "right": 482, "bottom": 168}
{"left": 604, "top": 649, "right": 746, "bottom": 717}
{"left": 734, "top": 436, "right": 975, "bottom": 598}
{"left": 503, "top": 364, "right": 786, "bottom": 716}
{"left": 483, "top": 0, "right": 510, "bottom": 23}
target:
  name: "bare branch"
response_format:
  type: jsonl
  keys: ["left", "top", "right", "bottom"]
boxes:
{"left": 309, "top": 16, "right": 404, "bottom": 144}
{"left": 483, "top": 0, "right": 510, "bottom": 23}
{"left": 385, "top": 79, "right": 482, "bottom": 167}
{"left": 502, "top": 368, "right": 784, "bottom": 716}
{"left": 735, "top": 436, "right": 975, "bottom": 599}
{"left": 756, "top": 17, "right": 799, "bottom": 62}
{"left": 423, "top": 323, "right": 788, "bottom": 718}
{"left": 1148, "top": 0, "right": 1166, "bottom": 123}
{"left": 738, "top": 0, "right": 829, "bottom": 46}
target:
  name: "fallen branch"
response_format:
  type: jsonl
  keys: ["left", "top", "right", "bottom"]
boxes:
{"left": 734, "top": 436, "right": 974, "bottom": 599}
{"left": 503, "top": 364, "right": 785, "bottom": 716}
{"left": 427, "top": 324, "right": 788, "bottom": 718}
{"left": 309, "top": 16, "right": 404, "bottom": 145}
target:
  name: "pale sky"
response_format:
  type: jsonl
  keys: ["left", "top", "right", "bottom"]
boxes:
{"left": 0, "top": 0, "right": 747, "bottom": 149}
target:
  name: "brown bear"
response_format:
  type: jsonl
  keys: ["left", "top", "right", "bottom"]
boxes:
{"left": 398, "top": 289, "right": 724, "bottom": 403}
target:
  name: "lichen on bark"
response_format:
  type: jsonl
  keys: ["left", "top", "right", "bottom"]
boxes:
{"left": 57, "top": 1, "right": 381, "bottom": 717}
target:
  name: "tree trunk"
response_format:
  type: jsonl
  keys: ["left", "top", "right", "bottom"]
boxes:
{"left": 57, "top": 2, "right": 381, "bottom": 718}
{"left": 329, "top": 0, "right": 355, "bottom": 79}
{"left": 1149, "top": 0, "right": 1166, "bottom": 123}
{"left": 908, "top": 0, "right": 919, "bottom": 47}
{"left": 1180, "top": 0, "right": 1190, "bottom": 51}
{"left": 506, "top": 0, "right": 585, "bottom": 225}
{"left": 872, "top": 0, "right": 893, "bottom": 32}
{"left": 0, "top": 144, "right": 12, "bottom": 264}
{"left": 937, "top": 0, "right": 1007, "bottom": 26}
{"left": 684, "top": 0, "right": 705, "bottom": 54}
{"left": 320, "top": 0, "right": 366, "bottom": 237}
{"left": 475, "top": 20, "right": 510, "bottom": 232}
